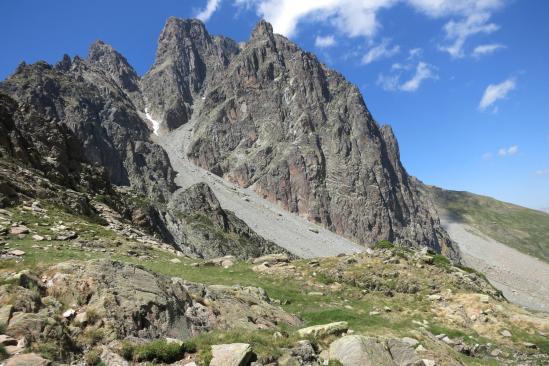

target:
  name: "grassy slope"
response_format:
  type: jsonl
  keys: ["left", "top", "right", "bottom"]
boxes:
{"left": 429, "top": 186, "right": 549, "bottom": 263}
{"left": 1, "top": 203, "right": 548, "bottom": 365}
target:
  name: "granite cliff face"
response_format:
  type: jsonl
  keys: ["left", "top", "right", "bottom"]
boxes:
{"left": 143, "top": 19, "right": 456, "bottom": 258}
{"left": 0, "top": 17, "right": 458, "bottom": 260}
{"left": 0, "top": 33, "right": 290, "bottom": 259}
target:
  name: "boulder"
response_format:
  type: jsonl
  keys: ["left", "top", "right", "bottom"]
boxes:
{"left": 329, "top": 335, "right": 395, "bottom": 366}
{"left": 387, "top": 339, "right": 422, "bottom": 366}
{"left": 6, "top": 312, "right": 47, "bottom": 340}
{"left": 4, "top": 352, "right": 50, "bottom": 366}
{"left": 252, "top": 253, "right": 290, "bottom": 265}
{"left": 297, "top": 321, "right": 348, "bottom": 338}
{"left": 210, "top": 343, "right": 255, "bottom": 366}
{"left": 7, "top": 250, "right": 25, "bottom": 256}
{"left": 9, "top": 226, "right": 29, "bottom": 235}
{"left": 0, "top": 304, "right": 13, "bottom": 326}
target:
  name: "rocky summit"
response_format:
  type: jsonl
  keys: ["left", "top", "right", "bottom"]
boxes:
{"left": 0, "top": 15, "right": 547, "bottom": 366}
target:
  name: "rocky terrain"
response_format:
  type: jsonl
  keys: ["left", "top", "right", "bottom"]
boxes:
{"left": 0, "top": 201, "right": 548, "bottom": 365}
{"left": 1, "top": 14, "right": 548, "bottom": 366}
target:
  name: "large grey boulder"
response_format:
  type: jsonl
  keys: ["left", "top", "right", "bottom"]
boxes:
{"left": 209, "top": 343, "right": 255, "bottom": 366}
{"left": 329, "top": 335, "right": 395, "bottom": 366}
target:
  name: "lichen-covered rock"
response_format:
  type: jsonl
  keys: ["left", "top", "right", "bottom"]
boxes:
{"left": 297, "top": 321, "right": 348, "bottom": 338}
{"left": 43, "top": 259, "right": 300, "bottom": 340}
{"left": 210, "top": 343, "right": 255, "bottom": 366}
{"left": 329, "top": 335, "right": 395, "bottom": 366}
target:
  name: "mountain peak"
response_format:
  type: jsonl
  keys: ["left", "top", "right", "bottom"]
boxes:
{"left": 88, "top": 40, "right": 119, "bottom": 62}
{"left": 251, "top": 19, "right": 274, "bottom": 39}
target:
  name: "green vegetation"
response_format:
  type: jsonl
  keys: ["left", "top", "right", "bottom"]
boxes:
{"left": 84, "top": 348, "right": 102, "bottom": 366}
{"left": 120, "top": 340, "right": 186, "bottom": 363}
{"left": 373, "top": 240, "right": 394, "bottom": 250}
{"left": 431, "top": 187, "right": 549, "bottom": 263}
{"left": 1, "top": 202, "right": 547, "bottom": 365}
{"left": 0, "top": 345, "right": 8, "bottom": 360}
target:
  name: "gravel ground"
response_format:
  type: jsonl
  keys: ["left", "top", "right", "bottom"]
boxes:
{"left": 155, "top": 116, "right": 364, "bottom": 259}
{"left": 441, "top": 216, "right": 549, "bottom": 312}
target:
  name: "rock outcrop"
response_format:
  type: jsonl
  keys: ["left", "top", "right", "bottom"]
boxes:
{"left": 164, "top": 183, "right": 290, "bottom": 258}
{"left": 0, "top": 260, "right": 301, "bottom": 362}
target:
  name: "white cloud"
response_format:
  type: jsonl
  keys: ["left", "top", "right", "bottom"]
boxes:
{"left": 377, "top": 73, "right": 401, "bottom": 91}
{"left": 377, "top": 61, "right": 437, "bottom": 92}
{"left": 472, "top": 43, "right": 505, "bottom": 57}
{"left": 479, "top": 78, "right": 516, "bottom": 110}
{"left": 408, "top": 47, "right": 423, "bottom": 59}
{"left": 536, "top": 168, "right": 549, "bottom": 176}
{"left": 196, "top": 0, "right": 222, "bottom": 22}
{"left": 236, "top": 0, "right": 398, "bottom": 39}
{"left": 407, "top": 0, "right": 504, "bottom": 18}
{"left": 400, "top": 62, "right": 438, "bottom": 91}
{"left": 497, "top": 145, "right": 518, "bottom": 157}
{"left": 439, "top": 12, "right": 499, "bottom": 58}
{"left": 315, "top": 34, "right": 336, "bottom": 48}
{"left": 232, "top": 1, "right": 505, "bottom": 42}
{"left": 362, "top": 39, "right": 400, "bottom": 65}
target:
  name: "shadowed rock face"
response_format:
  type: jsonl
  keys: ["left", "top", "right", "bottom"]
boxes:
{"left": 0, "top": 56, "right": 176, "bottom": 204}
{"left": 145, "top": 19, "right": 456, "bottom": 258}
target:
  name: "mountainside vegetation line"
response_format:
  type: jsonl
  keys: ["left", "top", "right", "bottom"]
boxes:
{"left": 430, "top": 187, "right": 549, "bottom": 263}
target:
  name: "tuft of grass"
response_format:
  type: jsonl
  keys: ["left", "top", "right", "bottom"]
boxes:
{"left": 373, "top": 240, "right": 394, "bottom": 250}
{"left": 119, "top": 340, "right": 185, "bottom": 363}
{"left": 84, "top": 348, "right": 102, "bottom": 366}
{"left": 432, "top": 254, "right": 451, "bottom": 269}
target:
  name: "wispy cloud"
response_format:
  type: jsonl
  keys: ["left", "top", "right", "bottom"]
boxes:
{"left": 400, "top": 62, "right": 438, "bottom": 91}
{"left": 315, "top": 35, "right": 336, "bottom": 48}
{"left": 483, "top": 145, "right": 519, "bottom": 160}
{"left": 196, "top": 0, "right": 222, "bottom": 22}
{"left": 536, "top": 168, "right": 549, "bottom": 176}
{"left": 497, "top": 145, "right": 519, "bottom": 157}
{"left": 472, "top": 43, "right": 505, "bottom": 57}
{"left": 232, "top": 1, "right": 506, "bottom": 43}
{"left": 378, "top": 60, "right": 437, "bottom": 92}
{"left": 439, "top": 12, "right": 499, "bottom": 58}
{"left": 479, "top": 78, "right": 516, "bottom": 111}
{"left": 362, "top": 39, "right": 400, "bottom": 65}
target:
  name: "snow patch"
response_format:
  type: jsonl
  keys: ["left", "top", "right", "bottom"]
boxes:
{"left": 144, "top": 107, "right": 161, "bottom": 136}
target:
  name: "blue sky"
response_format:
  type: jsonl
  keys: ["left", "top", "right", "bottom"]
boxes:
{"left": 1, "top": 0, "right": 548, "bottom": 210}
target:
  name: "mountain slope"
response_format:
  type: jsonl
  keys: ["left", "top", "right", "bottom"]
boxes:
{"left": 143, "top": 18, "right": 457, "bottom": 260}
{"left": 1, "top": 17, "right": 458, "bottom": 261}
{"left": 429, "top": 186, "right": 549, "bottom": 263}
